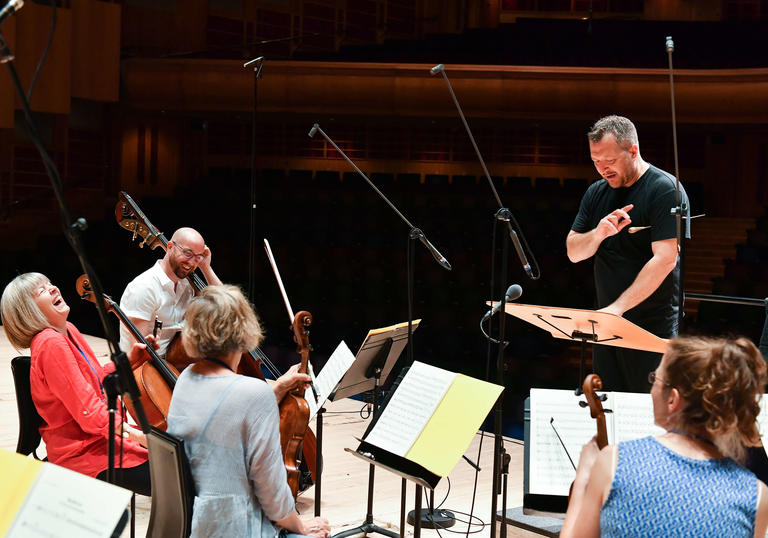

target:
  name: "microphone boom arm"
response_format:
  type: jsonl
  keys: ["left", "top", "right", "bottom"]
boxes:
{"left": 308, "top": 123, "right": 451, "bottom": 271}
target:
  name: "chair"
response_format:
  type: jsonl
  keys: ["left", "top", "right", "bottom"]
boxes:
{"left": 146, "top": 427, "right": 195, "bottom": 538}
{"left": 10, "top": 356, "right": 45, "bottom": 460}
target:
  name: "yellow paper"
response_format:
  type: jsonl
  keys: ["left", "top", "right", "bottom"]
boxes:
{"left": 405, "top": 374, "right": 503, "bottom": 477}
{"left": 0, "top": 450, "right": 43, "bottom": 536}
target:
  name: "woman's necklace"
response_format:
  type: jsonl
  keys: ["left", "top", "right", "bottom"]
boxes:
{"left": 202, "top": 357, "right": 235, "bottom": 373}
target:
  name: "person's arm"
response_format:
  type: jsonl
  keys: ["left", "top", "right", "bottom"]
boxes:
{"left": 198, "top": 245, "right": 222, "bottom": 286}
{"left": 566, "top": 204, "right": 634, "bottom": 263}
{"left": 598, "top": 237, "right": 678, "bottom": 317}
{"left": 276, "top": 513, "right": 330, "bottom": 538}
{"left": 560, "top": 441, "right": 614, "bottom": 538}
{"left": 754, "top": 480, "right": 768, "bottom": 538}
{"left": 34, "top": 331, "right": 128, "bottom": 440}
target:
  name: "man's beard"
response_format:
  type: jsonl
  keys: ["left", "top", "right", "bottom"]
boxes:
{"left": 170, "top": 257, "right": 193, "bottom": 279}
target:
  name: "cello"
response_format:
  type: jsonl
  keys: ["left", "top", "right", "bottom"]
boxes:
{"left": 76, "top": 275, "right": 178, "bottom": 429}
{"left": 114, "top": 191, "right": 319, "bottom": 492}
{"left": 264, "top": 239, "right": 315, "bottom": 499}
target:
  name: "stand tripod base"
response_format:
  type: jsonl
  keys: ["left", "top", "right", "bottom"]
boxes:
{"left": 332, "top": 522, "right": 400, "bottom": 538}
{"left": 407, "top": 508, "right": 456, "bottom": 529}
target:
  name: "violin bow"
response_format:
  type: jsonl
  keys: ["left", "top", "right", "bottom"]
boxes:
{"left": 263, "top": 239, "right": 320, "bottom": 401}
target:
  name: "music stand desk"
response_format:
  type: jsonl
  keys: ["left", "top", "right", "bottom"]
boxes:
{"left": 493, "top": 302, "right": 668, "bottom": 354}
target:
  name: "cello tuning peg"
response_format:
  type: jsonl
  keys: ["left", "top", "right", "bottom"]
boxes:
{"left": 578, "top": 400, "right": 588, "bottom": 408}
{"left": 599, "top": 394, "right": 608, "bottom": 401}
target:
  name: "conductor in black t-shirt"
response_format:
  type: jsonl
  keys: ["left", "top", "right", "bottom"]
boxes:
{"left": 566, "top": 115, "right": 689, "bottom": 393}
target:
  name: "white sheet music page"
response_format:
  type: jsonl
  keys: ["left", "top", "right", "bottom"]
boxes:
{"left": 758, "top": 397, "right": 768, "bottom": 456}
{"left": 307, "top": 340, "right": 356, "bottom": 419}
{"left": 611, "top": 392, "right": 664, "bottom": 442}
{"left": 529, "top": 388, "right": 615, "bottom": 496}
{"left": 363, "top": 361, "right": 455, "bottom": 457}
{"left": 7, "top": 462, "right": 131, "bottom": 538}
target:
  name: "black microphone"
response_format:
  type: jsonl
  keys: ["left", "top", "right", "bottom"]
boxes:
{"left": 0, "top": 0, "right": 23, "bottom": 26}
{"left": 430, "top": 64, "right": 444, "bottom": 76}
{"left": 509, "top": 228, "right": 533, "bottom": 278}
{"left": 308, "top": 123, "right": 319, "bottom": 138}
{"left": 482, "top": 284, "right": 523, "bottom": 322}
{"left": 417, "top": 232, "right": 452, "bottom": 271}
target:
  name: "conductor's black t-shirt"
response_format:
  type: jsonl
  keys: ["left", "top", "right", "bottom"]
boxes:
{"left": 571, "top": 164, "right": 690, "bottom": 336}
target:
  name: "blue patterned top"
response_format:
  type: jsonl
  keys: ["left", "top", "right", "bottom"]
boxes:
{"left": 600, "top": 436, "right": 758, "bottom": 537}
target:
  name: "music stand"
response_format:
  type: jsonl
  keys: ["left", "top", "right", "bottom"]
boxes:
{"left": 331, "top": 321, "right": 419, "bottom": 538}
{"left": 330, "top": 320, "right": 419, "bottom": 402}
{"left": 494, "top": 303, "right": 668, "bottom": 534}
{"left": 493, "top": 302, "right": 668, "bottom": 392}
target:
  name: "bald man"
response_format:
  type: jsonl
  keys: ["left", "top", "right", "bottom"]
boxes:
{"left": 120, "top": 227, "right": 222, "bottom": 358}
{"left": 120, "top": 227, "right": 311, "bottom": 404}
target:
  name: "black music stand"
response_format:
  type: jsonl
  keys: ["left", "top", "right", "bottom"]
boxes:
{"left": 330, "top": 321, "right": 419, "bottom": 538}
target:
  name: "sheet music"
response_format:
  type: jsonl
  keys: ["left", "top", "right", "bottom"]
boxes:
{"left": 364, "top": 361, "right": 456, "bottom": 457}
{"left": 307, "top": 341, "right": 356, "bottom": 419}
{"left": 529, "top": 389, "right": 615, "bottom": 496}
{"left": 611, "top": 391, "right": 663, "bottom": 442}
{"left": 759, "top": 398, "right": 768, "bottom": 455}
{"left": 7, "top": 462, "right": 131, "bottom": 538}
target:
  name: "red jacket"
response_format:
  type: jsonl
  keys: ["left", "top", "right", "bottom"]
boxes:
{"left": 30, "top": 323, "right": 148, "bottom": 477}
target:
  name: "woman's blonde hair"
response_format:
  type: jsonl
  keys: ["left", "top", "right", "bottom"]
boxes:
{"left": 1, "top": 272, "right": 52, "bottom": 350}
{"left": 664, "top": 335, "right": 767, "bottom": 463}
{"left": 182, "top": 284, "right": 263, "bottom": 359}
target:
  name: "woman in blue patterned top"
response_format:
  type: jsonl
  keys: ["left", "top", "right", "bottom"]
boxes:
{"left": 562, "top": 336, "right": 768, "bottom": 537}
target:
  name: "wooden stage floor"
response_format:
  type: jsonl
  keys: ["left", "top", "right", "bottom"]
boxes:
{"left": 0, "top": 330, "right": 542, "bottom": 537}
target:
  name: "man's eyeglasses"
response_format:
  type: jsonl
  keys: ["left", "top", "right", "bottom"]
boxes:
{"left": 174, "top": 243, "right": 205, "bottom": 262}
{"left": 648, "top": 371, "right": 672, "bottom": 388}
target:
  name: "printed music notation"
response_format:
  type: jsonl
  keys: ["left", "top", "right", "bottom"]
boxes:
{"left": 529, "top": 389, "right": 663, "bottom": 497}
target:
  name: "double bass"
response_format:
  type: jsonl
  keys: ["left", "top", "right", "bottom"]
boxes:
{"left": 76, "top": 275, "right": 178, "bottom": 430}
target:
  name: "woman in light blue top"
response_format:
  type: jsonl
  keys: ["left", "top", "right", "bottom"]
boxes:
{"left": 562, "top": 336, "right": 768, "bottom": 538}
{"left": 166, "top": 284, "right": 330, "bottom": 538}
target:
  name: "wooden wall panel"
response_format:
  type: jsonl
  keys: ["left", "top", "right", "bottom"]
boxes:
{"left": 0, "top": 18, "right": 16, "bottom": 129}
{"left": 121, "top": 60, "right": 768, "bottom": 125}
{"left": 14, "top": 2, "right": 72, "bottom": 114}
{"left": 70, "top": 0, "right": 121, "bottom": 102}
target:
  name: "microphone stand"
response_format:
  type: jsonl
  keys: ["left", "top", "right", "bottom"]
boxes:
{"left": 1, "top": 25, "right": 150, "bottom": 517}
{"left": 244, "top": 55, "right": 264, "bottom": 305}
{"left": 309, "top": 123, "right": 451, "bottom": 538}
{"left": 665, "top": 36, "right": 689, "bottom": 329}
{"left": 429, "top": 63, "right": 540, "bottom": 538}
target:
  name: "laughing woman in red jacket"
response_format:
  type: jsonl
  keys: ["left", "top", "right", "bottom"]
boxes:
{"left": 1, "top": 272, "right": 151, "bottom": 496}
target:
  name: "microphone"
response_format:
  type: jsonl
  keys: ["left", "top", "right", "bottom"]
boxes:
{"left": 308, "top": 124, "right": 319, "bottom": 138}
{"left": 430, "top": 64, "right": 444, "bottom": 76}
{"left": 665, "top": 36, "right": 674, "bottom": 53}
{"left": 417, "top": 233, "right": 452, "bottom": 271}
{"left": 482, "top": 284, "right": 523, "bottom": 322}
{"left": 0, "top": 0, "right": 23, "bottom": 26}
{"left": 509, "top": 228, "right": 533, "bottom": 278}
{"left": 243, "top": 56, "right": 265, "bottom": 68}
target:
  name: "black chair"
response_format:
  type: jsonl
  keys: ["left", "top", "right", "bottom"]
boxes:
{"left": 146, "top": 427, "right": 195, "bottom": 538}
{"left": 11, "top": 356, "right": 45, "bottom": 460}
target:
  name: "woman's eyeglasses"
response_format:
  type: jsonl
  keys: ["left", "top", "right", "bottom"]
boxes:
{"left": 648, "top": 371, "right": 672, "bottom": 387}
